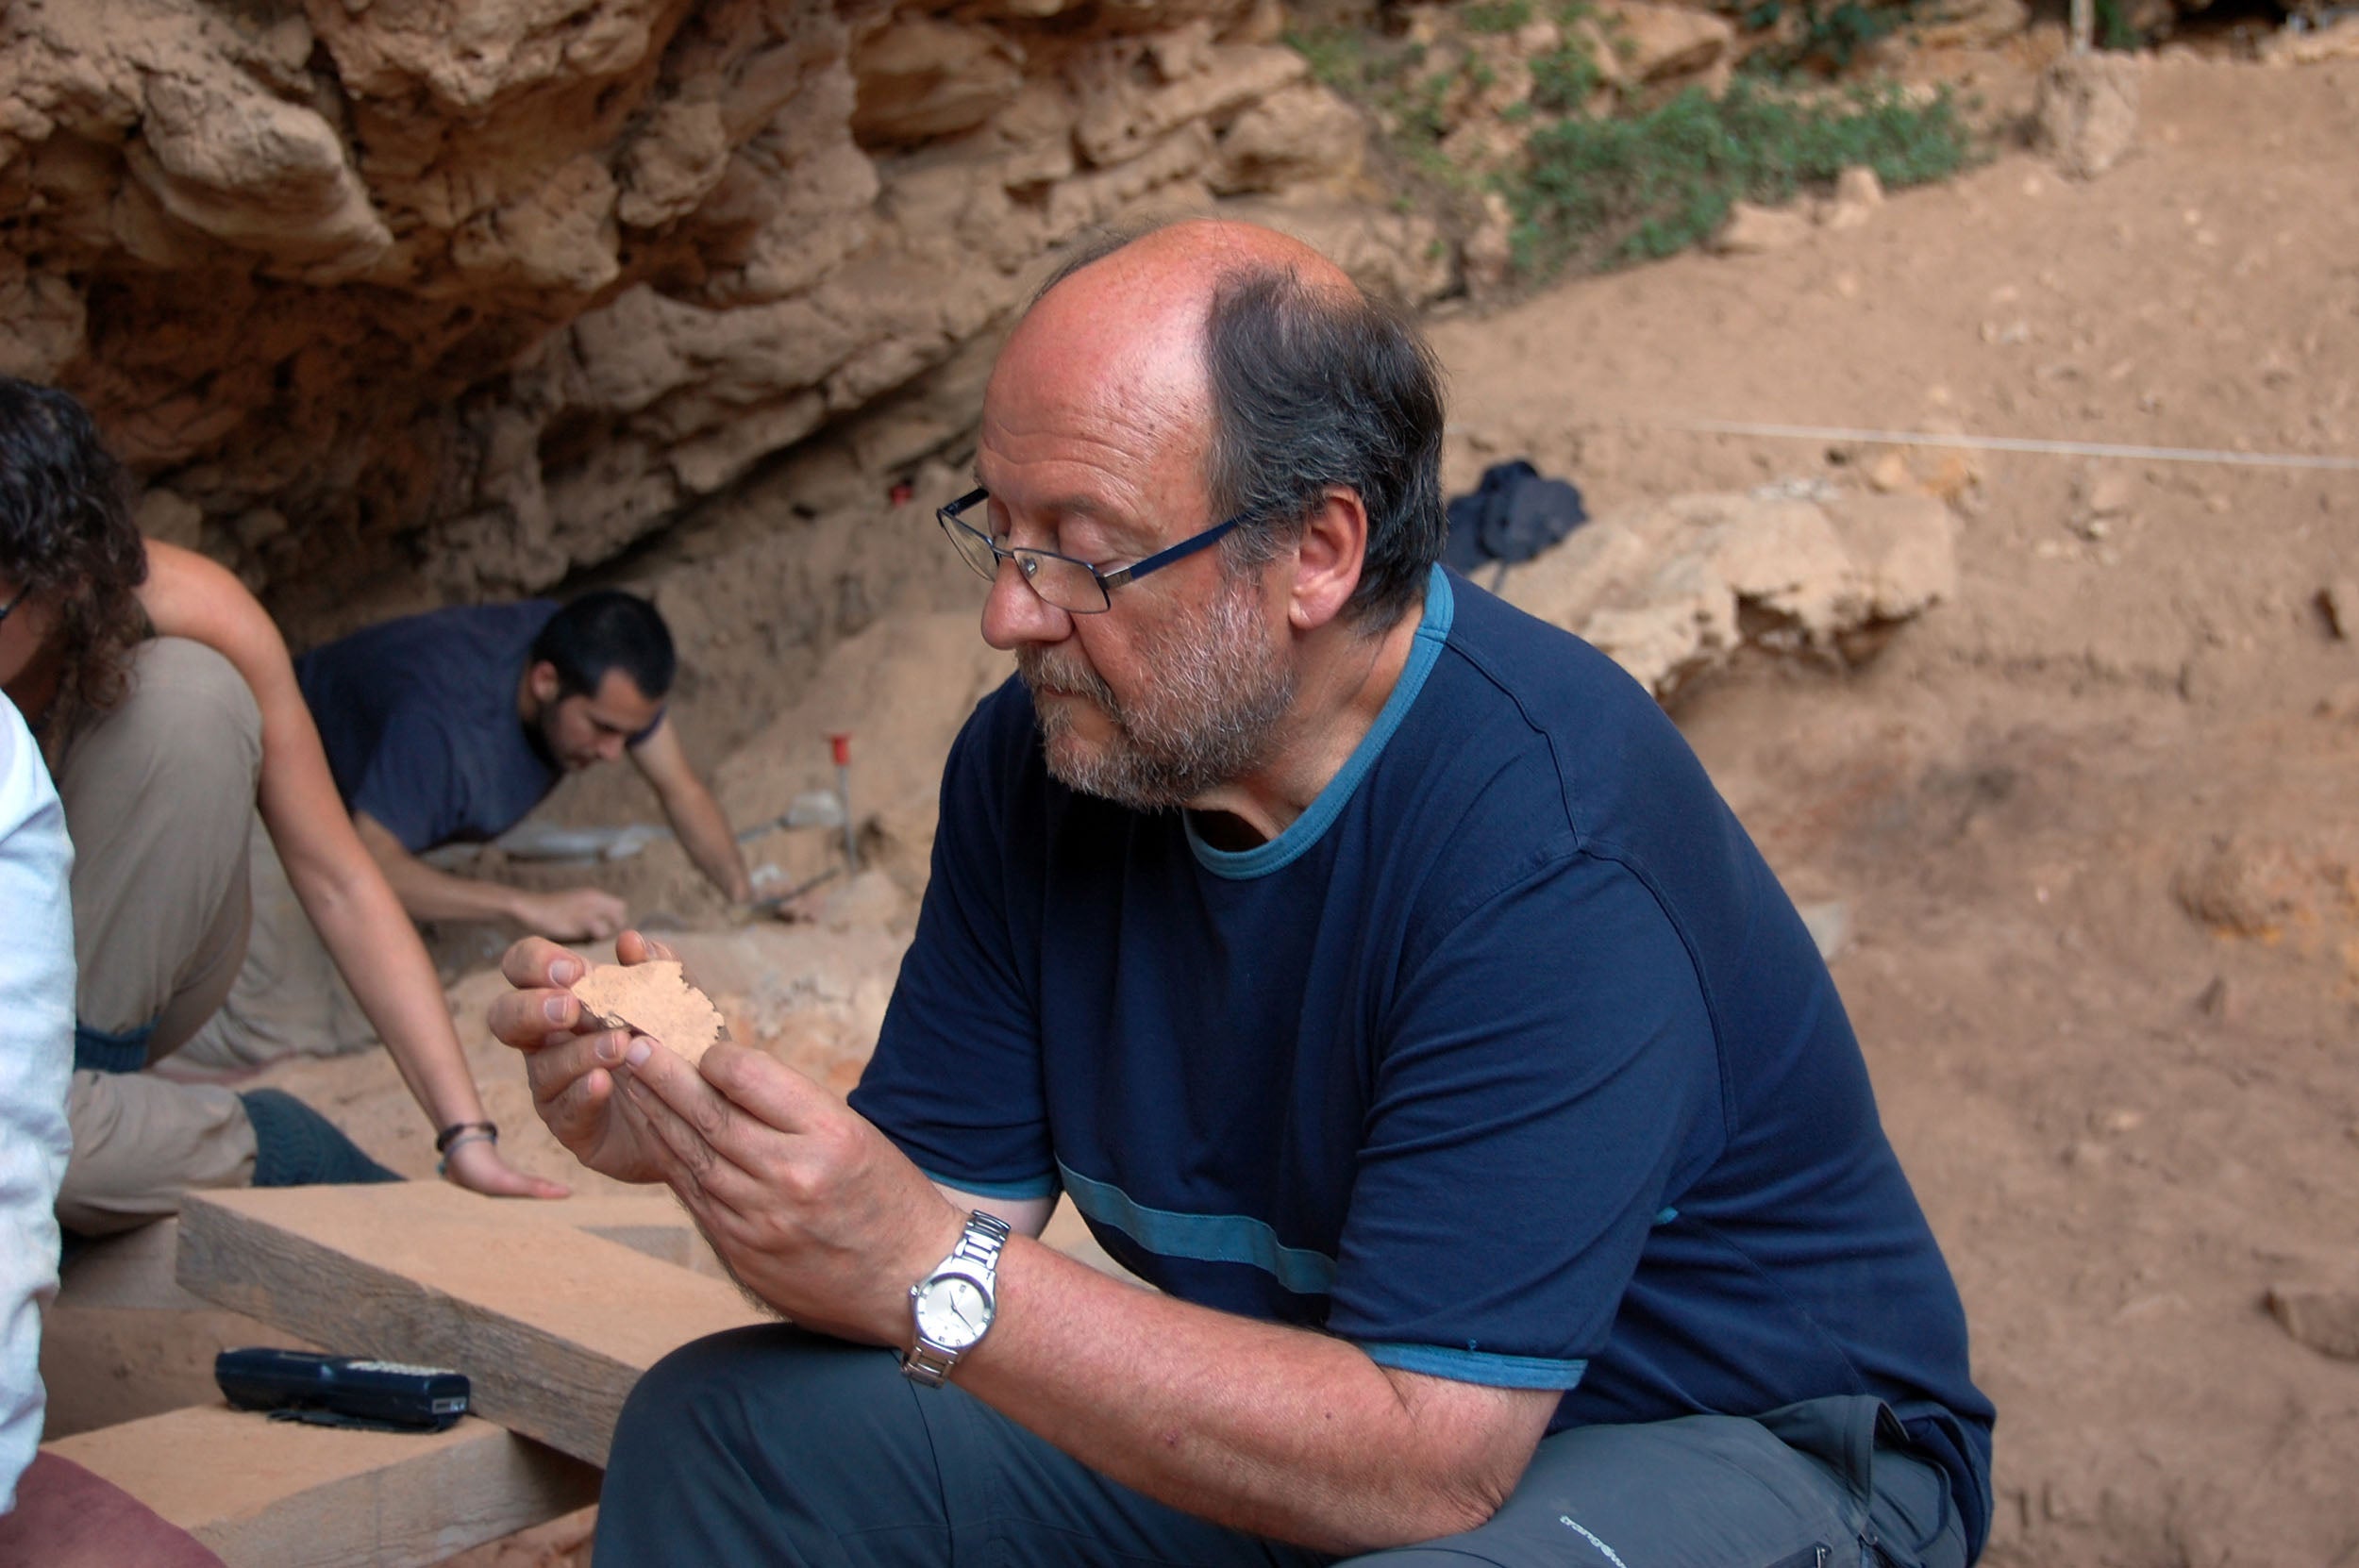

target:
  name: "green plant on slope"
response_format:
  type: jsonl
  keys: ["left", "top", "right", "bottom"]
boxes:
{"left": 1284, "top": 26, "right": 1365, "bottom": 92}
{"left": 1463, "top": 0, "right": 1536, "bottom": 33}
{"left": 1529, "top": 37, "right": 1605, "bottom": 113}
{"left": 1510, "top": 80, "right": 1973, "bottom": 276}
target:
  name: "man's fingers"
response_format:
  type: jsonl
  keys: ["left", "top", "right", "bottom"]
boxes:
{"left": 617, "top": 1041, "right": 763, "bottom": 1193}
{"left": 527, "top": 1030, "right": 635, "bottom": 1135}
{"left": 615, "top": 929, "right": 682, "bottom": 966}
{"left": 486, "top": 986, "right": 591, "bottom": 1051}
{"left": 623, "top": 1038, "right": 736, "bottom": 1142}
{"left": 699, "top": 1043, "right": 828, "bottom": 1132}
{"left": 501, "top": 936, "right": 586, "bottom": 991}
{"left": 618, "top": 1070, "right": 729, "bottom": 1211}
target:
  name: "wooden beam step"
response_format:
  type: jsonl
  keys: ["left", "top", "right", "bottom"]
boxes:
{"left": 43, "top": 1403, "right": 597, "bottom": 1568}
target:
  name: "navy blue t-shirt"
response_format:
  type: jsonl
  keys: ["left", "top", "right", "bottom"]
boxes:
{"left": 295, "top": 601, "right": 562, "bottom": 853}
{"left": 852, "top": 567, "right": 1994, "bottom": 1555}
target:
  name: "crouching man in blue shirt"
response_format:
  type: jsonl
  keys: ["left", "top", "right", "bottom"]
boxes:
{"left": 489, "top": 218, "right": 1995, "bottom": 1567}
{"left": 181, "top": 590, "right": 756, "bottom": 1070}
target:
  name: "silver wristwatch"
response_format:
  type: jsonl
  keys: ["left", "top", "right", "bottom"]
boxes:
{"left": 902, "top": 1210, "right": 1012, "bottom": 1387}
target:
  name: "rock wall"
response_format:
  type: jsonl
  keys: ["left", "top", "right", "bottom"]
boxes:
{"left": 0, "top": 0, "right": 1419, "bottom": 653}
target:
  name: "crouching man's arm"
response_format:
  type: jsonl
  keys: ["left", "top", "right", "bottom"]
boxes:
{"left": 627, "top": 718, "right": 752, "bottom": 905}
{"left": 353, "top": 811, "right": 628, "bottom": 941}
{"left": 489, "top": 935, "right": 1553, "bottom": 1556}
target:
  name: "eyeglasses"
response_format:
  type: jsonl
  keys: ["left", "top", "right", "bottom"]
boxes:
{"left": 0, "top": 583, "right": 26, "bottom": 626}
{"left": 936, "top": 489, "right": 1244, "bottom": 615}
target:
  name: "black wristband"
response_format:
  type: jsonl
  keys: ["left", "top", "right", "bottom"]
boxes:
{"left": 434, "top": 1120, "right": 498, "bottom": 1154}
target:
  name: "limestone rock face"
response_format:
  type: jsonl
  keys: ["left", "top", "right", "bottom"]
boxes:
{"left": 1499, "top": 490, "right": 1958, "bottom": 701}
{"left": 0, "top": 0, "right": 1409, "bottom": 643}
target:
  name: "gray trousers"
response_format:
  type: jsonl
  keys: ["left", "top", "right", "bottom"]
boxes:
{"left": 594, "top": 1326, "right": 1969, "bottom": 1568}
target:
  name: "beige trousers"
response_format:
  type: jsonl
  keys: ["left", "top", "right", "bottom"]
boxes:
{"left": 54, "top": 638, "right": 265, "bottom": 1235}
{"left": 177, "top": 825, "right": 378, "bottom": 1070}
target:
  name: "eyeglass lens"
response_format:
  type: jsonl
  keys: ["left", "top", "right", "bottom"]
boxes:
{"left": 941, "top": 509, "right": 1110, "bottom": 613}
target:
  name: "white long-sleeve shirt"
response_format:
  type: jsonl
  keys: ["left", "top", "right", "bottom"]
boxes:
{"left": 0, "top": 699, "right": 73, "bottom": 1513}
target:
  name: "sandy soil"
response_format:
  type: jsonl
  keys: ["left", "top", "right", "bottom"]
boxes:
{"left": 44, "top": 51, "right": 2359, "bottom": 1568}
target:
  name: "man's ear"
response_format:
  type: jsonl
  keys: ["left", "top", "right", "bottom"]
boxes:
{"left": 1284, "top": 487, "right": 1367, "bottom": 633}
{"left": 526, "top": 660, "right": 561, "bottom": 706}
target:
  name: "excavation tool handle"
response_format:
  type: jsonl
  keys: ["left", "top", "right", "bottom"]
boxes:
{"left": 830, "top": 733, "right": 859, "bottom": 873}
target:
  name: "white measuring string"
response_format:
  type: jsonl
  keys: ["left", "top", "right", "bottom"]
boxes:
{"left": 1655, "top": 418, "right": 2359, "bottom": 473}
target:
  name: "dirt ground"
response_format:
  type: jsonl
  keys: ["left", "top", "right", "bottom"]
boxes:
{"left": 46, "top": 50, "right": 2359, "bottom": 1568}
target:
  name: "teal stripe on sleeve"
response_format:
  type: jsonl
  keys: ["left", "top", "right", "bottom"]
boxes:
{"left": 1361, "top": 1343, "right": 1589, "bottom": 1389}
{"left": 1058, "top": 1161, "right": 1337, "bottom": 1295}
{"left": 923, "top": 1169, "right": 1062, "bottom": 1202}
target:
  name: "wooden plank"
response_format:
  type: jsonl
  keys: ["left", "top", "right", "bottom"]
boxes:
{"left": 44, "top": 1403, "right": 597, "bottom": 1567}
{"left": 53, "top": 1202, "right": 724, "bottom": 1309}
{"left": 175, "top": 1184, "right": 766, "bottom": 1467}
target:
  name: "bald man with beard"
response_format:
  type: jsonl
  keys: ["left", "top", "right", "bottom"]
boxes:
{"left": 491, "top": 221, "right": 1995, "bottom": 1568}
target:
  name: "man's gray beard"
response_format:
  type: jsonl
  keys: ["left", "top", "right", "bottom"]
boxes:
{"left": 1020, "top": 578, "right": 1296, "bottom": 811}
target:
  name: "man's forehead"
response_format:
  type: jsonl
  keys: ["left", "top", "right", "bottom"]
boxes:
{"left": 979, "top": 362, "right": 1199, "bottom": 459}
{"left": 987, "top": 221, "right": 1358, "bottom": 436}
{"left": 979, "top": 307, "right": 1210, "bottom": 514}
{"left": 990, "top": 290, "right": 1204, "bottom": 415}
{"left": 584, "top": 669, "right": 659, "bottom": 719}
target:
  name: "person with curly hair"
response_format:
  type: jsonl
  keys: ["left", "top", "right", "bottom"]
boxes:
{"left": 0, "top": 377, "right": 564, "bottom": 1233}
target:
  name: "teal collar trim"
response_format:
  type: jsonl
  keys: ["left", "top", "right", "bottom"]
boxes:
{"left": 1186, "top": 565, "right": 1455, "bottom": 880}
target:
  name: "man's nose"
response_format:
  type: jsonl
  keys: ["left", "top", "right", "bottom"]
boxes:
{"left": 596, "top": 732, "right": 627, "bottom": 762}
{"left": 979, "top": 556, "right": 1072, "bottom": 652}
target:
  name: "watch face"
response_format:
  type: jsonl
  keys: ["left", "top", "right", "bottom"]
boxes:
{"left": 913, "top": 1275, "right": 991, "bottom": 1350}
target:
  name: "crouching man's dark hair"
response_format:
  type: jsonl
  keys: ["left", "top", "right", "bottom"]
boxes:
{"left": 531, "top": 590, "right": 676, "bottom": 702}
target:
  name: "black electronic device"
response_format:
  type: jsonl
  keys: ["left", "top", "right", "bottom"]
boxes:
{"left": 214, "top": 1347, "right": 470, "bottom": 1432}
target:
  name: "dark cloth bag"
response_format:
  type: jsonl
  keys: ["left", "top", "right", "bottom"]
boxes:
{"left": 1443, "top": 459, "right": 1588, "bottom": 577}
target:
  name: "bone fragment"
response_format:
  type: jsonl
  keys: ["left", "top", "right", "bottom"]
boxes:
{"left": 571, "top": 960, "right": 727, "bottom": 1065}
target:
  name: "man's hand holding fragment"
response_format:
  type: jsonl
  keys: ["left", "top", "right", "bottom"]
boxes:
{"left": 611, "top": 1033, "right": 964, "bottom": 1342}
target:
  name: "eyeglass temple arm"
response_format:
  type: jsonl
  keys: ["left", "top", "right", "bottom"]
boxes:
{"left": 1097, "top": 515, "right": 1243, "bottom": 591}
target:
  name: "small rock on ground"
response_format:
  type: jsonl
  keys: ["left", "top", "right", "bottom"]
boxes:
{"left": 2267, "top": 1285, "right": 2359, "bottom": 1360}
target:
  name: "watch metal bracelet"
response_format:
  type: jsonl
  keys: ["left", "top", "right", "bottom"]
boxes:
{"left": 901, "top": 1341, "right": 960, "bottom": 1387}
{"left": 947, "top": 1209, "right": 1012, "bottom": 1273}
